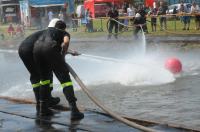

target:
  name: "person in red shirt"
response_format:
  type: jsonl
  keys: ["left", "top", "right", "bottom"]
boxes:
{"left": 7, "top": 23, "right": 15, "bottom": 37}
{"left": 16, "top": 24, "right": 24, "bottom": 37}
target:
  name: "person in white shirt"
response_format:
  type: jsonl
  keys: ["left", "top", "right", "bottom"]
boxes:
{"left": 127, "top": 4, "right": 135, "bottom": 25}
{"left": 191, "top": 1, "right": 200, "bottom": 30}
{"left": 178, "top": 2, "right": 191, "bottom": 30}
{"left": 127, "top": 4, "right": 135, "bottom": 17}
{"left": 58, "top": 11, "right": 64, "bottom": 21}
{"left": 48, "top": 10, "right": 54, "bottom": 22}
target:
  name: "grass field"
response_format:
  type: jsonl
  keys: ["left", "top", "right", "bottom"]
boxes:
{"left": 72, "top": 17, "right": 200, "bottom": 37}
{"left": 0, "top": 16, "right": 200, "bottom": 40}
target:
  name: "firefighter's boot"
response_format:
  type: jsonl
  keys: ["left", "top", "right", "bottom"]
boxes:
{"left": 63, "top": 86, "right": 84, "bottom": 120}
{"left": 33, "top": 88, "right": 40, "bottom": 114}
{"left": 69, "top": 102, "right": 84, "bottom": 120}
{"left": 49, "top": 87, "right": 60, "bottom": 107}
{"left": 39, "top": 87, "right": 54, "bottom": 116}
{"left": 40, "top": 101, "right": 54, "bottom": 116}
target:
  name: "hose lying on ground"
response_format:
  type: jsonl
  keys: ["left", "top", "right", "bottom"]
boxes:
{"left": 67, "top": 64, "right": 161, "bottom": 132}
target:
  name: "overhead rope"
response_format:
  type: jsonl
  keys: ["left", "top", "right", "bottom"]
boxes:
{"left": 67, "top": 64, "right": 161, "bottom": 132}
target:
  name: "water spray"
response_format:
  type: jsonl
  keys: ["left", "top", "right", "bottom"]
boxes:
{"left": 67, "top": 50, "right": 127, "bottom": 63}
{"left": 68, "top": 51, "right": 151, "bottom": 67}
{"left": 81, "top": 54, "right": 126, "bottom": 63}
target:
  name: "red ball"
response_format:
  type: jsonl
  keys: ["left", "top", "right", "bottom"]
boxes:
{"left": 165, "top": 58, "right": 182, "bottom": 74}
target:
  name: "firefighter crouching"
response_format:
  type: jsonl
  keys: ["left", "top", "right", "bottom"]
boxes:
{"left": 32, "top": 19, "right": 84, "bottom": 120}
{"left": 18, "top": 28, "right": 60, "bottom": 115}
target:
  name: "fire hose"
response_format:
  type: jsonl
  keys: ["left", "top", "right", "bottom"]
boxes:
{"left": 67, "top": 63, "right": 161, "bottom": 132}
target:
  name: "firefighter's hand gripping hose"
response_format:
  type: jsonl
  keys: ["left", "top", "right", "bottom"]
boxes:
{"left": 106, "top": 18, "right": 146, "bottom": 35}
{"left": 67, "top": 49, "right": 80, "bottom": 56}
{"left": 67, "top": 50, "right": 127, "bottom": 63}
{"left": 108, "top": 18, "right": 135, "bottom": 28}
{"left": 67, "top": 64, "right": 161, "bottom": 132}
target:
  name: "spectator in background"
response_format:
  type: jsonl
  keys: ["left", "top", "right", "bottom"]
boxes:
{"left": 118, "top": 9, "right": 125, "bottom": 32}
{"left": 123, "top": 2, "right": 129, "bottom": 14}
{"left": 86, "top": 11, "right": 93, "bottom": 32}
{"left": 59, "top": 10, "right": 64, "bottom": 21}
{"left": 0, "top": 26, "right": 5, "bottom": 40}
{"left": 153, "top": 0, "right": 158, "bottom": 9}
{"left": 179, "top": 2, "right": 191, "bottom": 30}
{"left": 81, "top": 8, "right": 89, "bottom": 32}
{"left": 72, "top": 13, "right": 78, "bottom": 32}
{"left": 7, "top": 23, "right": 15, "bottom": 37}
{"left": 48, "top": 10, "right": 54, "bottom": 22}
{"left": 127, "top": 4, "right": 136, "bottom": 17}
{"left": 157, "top": 1, "right": 168, "bottom": 31}
{"left": 2, "top": 13, "right": 6, "bottom": 23}
{"left": 122, "top": 2, "right": 129, "bottom": 31}
{"left": 16, "top": 24, "right": 24, "bottom": 37}
{"left": 127, "top": 4, "right": 136, "bottom": 25}
{"left": 0, "top": 33, "right": 5, "bottom": 40}
{"left": 85, "top": 9, "right": 90, "bottom": 32}
{"left": 36, "top": 9, "right": 42, "bottom": 29}
{"left": 149, "top": 7, "right": 158, "bottom": 32}
{"left": 191, "top": 1, "right": 200, "bottom": 30}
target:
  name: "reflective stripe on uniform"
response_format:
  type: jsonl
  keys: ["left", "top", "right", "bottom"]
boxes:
{"left": 61, "top": 82, "right": 73, "bottom": 88}
{"left": 40, "top": 80, "right": 50, "bottom": 85}
{"left": 32, "top": 82, "right": 41, "bottom": 88}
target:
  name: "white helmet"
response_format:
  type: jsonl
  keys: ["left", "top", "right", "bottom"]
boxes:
{"left": 48, "top": 18, "right": 61, "bottom": 27}
{"left": 135, "top": 13, "right": 141, "bottom": 18}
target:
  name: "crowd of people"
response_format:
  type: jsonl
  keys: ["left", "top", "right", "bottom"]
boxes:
{"left": 148, "top": 1, "right": 200, "bottom": 31}
{"left": 7, "top": 23, "right": 25, "bottom": 37}
{"left": 106, "top": 1, "right": 200, "bottom": 39}
{"left": 108, "top": 1, "right": 200, "bottom": 37}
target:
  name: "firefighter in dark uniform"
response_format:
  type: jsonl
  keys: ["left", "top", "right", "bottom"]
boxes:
{"left": 107, "top": 6, "right": 119, "bottom": 39}
{"left": 18, "top": 29, "right": 60, "bottom": 114}
{"left": 133, "top": 13, "right": 146, "bottom": 39}
{"left": 33, "top": 19, "right": 84, "bottom": 120}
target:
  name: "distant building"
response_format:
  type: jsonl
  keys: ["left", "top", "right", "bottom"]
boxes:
{"left": 0, "top": 0, "right": 75, "bottom": 26}
{"left": 0, "top": 0, "right": 20, "bottom": 23}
